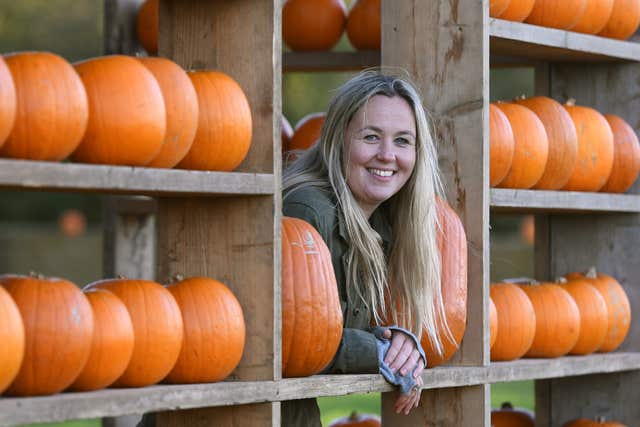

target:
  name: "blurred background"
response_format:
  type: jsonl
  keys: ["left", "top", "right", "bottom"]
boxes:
{"left": 0, "top": 1, "right": 535, "bottom": 425}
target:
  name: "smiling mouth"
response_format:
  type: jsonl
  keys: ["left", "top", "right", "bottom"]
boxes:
{"left": 367, "top": 168, "right": 395, "bottom": 177}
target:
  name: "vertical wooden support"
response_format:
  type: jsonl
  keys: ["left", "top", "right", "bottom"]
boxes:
{"left": 104, "top": 0, "right": 143, "bottom": 55}
{"left": 380, "top": 0, "right": 490, "bottom": 425}
{"left": 154, "top": 1, "right": 281, "bottom": 426}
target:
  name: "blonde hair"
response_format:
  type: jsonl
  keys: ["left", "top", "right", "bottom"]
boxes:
{"left": 283, "top": 69, "right": 448, "bottom": 353}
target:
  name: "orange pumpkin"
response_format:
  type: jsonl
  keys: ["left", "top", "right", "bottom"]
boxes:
{"left": 0, "top": 56, "right": 16, "bottom": 148}
{"left": 420, "top": 198, "right": 467, "bottom": 368}
{"left": 68, "top": 289, "right": 134, "bottom": 391}
{"left": 164, "top": 277, "right": 246, "bottom": 384}
{"left": 489, "top": 103, "right": 515, "bottom": 187}
{"left": 283, "top": 0, "right": 347, "bottom": 51}
{"left": 490, "top": 0, "right": 511, "bottom": 17}
{"left": 561, "top": 101, "right": 614, "bottom": 192}
{"left": 73, "top": 55, "right": 166, "bottom": 166}
{"left": 525, "top": 0, "right": 588, "bottom": 30}
{"left": 136, "top": 0, "right": 158, "bottom": 55}
{"left": 282, "top": 216, "right": 343, "bottom": 377}
{"left": 1, "top": 274, "right": 93, "bottom": 396}
{"left": 139, "top": 57, "right": 199, "bottom": 169}
{"left": 490, "top": 282, "right": 536, "bottom": 361}
{"left": 495, "top": 102, "right": 549, "bottom": 189}
{"left": 85, "top": 278, "right": 183, "bottom": 387}
{"left": 489, "top": 296, "right": 498, "bottom": 350}
{"left": 282, "top": 115, "right": 294, "bottom": 151}
{"left": 289, "top": 112, "right": 326, "bottom": 152}
{"left": 328, "top": 411, "right": 381, "bottom": 427}
{"left": 498, "top": 0, "right": 536, "bottom": 22}
{"left": 0, "top": 286, "right": 24, "bottom": 394}
{"left": 559, "top": 277, "right": 608, "bottom": 355}
{"left": 346, "top": 0, "right": 381, "bottom": 50}
{"left": 1, "top": 52, "right": 88, "bottom": 161}
{"left": 514, "top": 96, "right": 578, "bottom": 190}
{"left": 600, "top": 114, "right": 640, "bottom": 193}
{"left": 572, "top": 0, "right": 615, "bottom": 34}
{"left": 563, "top": 417, "right": 628, "bottom": 427}
{"left": 566, "top": 269, "right": 631, "bottom": 352}
{"left": 598, "top": 0, "right": 640, "bottom": 40}
{"left": 491, "top": 402, "right": 535, "bottom": 427}
{"left": 177, "top": 71, "right": 252, "bottom": 171}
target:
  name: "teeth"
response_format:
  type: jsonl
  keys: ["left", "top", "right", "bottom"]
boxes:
{"left": 368, "top": 168, "right": 394, "bottom": 177}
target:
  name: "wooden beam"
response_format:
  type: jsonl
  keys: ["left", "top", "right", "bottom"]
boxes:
{"left": 491, "top": 189, "right": 640, "bottom": 213}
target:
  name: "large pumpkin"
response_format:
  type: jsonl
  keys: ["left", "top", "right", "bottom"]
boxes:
{"left": 289, "top": 112, "right": 326, "bottom": 152}
{"left": 68, "top": 289, "right": 134, "bottom": 391}
{"left": 525, "top": 0, "right": 588, "bottom": 30}
{"left": 490, "top": 0, "right": 511, "bottom": 17}
{"left": 514, "top": 96, "right": 578, "bottom": 190}
{"left": 598, "top": 0, "right": 640, "bottom": 40}
{"left": 1, "top": 52, "right": 88, "bottom": 161}
{"left": 136, "top": 0, "right": 158, "bottom": 55}
{"left": 0, "top": 286, "right": 24, "bottom": 394}
{"left": 498, "top": 0, "right": 536, "bottom": 22}
{"left": 177, "top": 71, "right": 252, "bottom": 171}
{"left": 600, "top": 114, "right": 640, "bottom": 193}
{"left": 489, "top": 103, "right": 515, "bottom": 187}
{"left": 346, "top": 0, "right": 381, "bottom": 50}
{"left": 1, "top": 274, "right": 94, "bottom": 396}
{"left": 139, "top": 57, "right": 199, "bottom": 169}
{"left": 562, "top": 101, "right": 614, "bottom": 192}
{"left": 0, "top": 56, "right": 16, "bottom": 148}
{"left": 164, "top": 277, "right": 246, "bottom": 384}
{"left": 572, "top": 0, "right": 615, "bottom": 34}
{"left": 495, "top": 102, "right": 549, "bottom": 189}
{"left": 489, "top": 296, "right": 498, "bottom": 350}
{"left": 282, "top": 216, "right": 343, "bottom": 377}
{"left": 490, "top": 282, "right": 536, "bottom": 361}
{"left": 420, "top": 198, "right": 467, "bottom": 368}
{"left": 563, "top": 417, "right": 628, "bottom": 427}
{"left": 85, "top": 278, "right": 183, "bottom": 387}
{"left": 328, "top": 411, "right": 381, "bottom": 427}
{"left": 491, "top": 402, "right": 535, "bottom": 427}
{"left": 73, "top": 55, "right": 166, "bottom": 166}
{"left": 283, "top": 0, "right": 347, "bottom": 51}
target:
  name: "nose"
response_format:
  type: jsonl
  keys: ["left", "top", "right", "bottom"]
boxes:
{"left": 376, "top": 139, "right": 396, "bottom": 162}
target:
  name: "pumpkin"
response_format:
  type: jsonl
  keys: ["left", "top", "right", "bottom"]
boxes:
{"left": 490, "top": 0, "right": 511, "bottom": 17}
{"left": 525, "top": 0, "right": 588, "bottom": 30}
{"left": 598, "top": 0, "right": 640, "bottom": 40}
{"left": 289, "top": 112, "right": 326, "bottom": 152}
{"left": 490, "top": 282, "right": 536, "bottom": 361}
{"left": 282, "top": 115, "right": 294, "bottom": 151}
{"left": 1, "top": 52, "right": 88, "bottom": 161}
{"left": 489, "top": 103, "right": 515, "bottom": 187}
{"left": 0, "top": 274, "right": 93, "bottom": 396}
{"left": 136, "top": 0, "right": 158, "bottom": 55}
{"left": 563, "top": 417, "right": 628, "bottom": 427}
{"left": 85, "top": 278, "right": 183, "bottom": 387}
{"left": 513, "top": 96, "right": 578, "bottom": 190}
{"left": 282, "top": 216, "right": 343, "bottom": 377}
{"left": 559, "top": 277, "right": 608, "bottom": 355}
{"left": 565, "top": 268, "right": 631, "bottom": 352}
{"left": 491, "top": 402, "right": 535, "bottom": 427}
{"left": 0, "top": 56, "right": 16, "bottom": 148}
{"left": 164, "top": 277, "right": 246, "bottom": 384}
{"left": 68, "top": 289, "right": 134, "bottom": 391}
{"left": 0, "top": 286, "right": 24, "bottom": 394}
{"left": 139, "top": 57, "right": 199, "bottom": 169}
{"left": 346, "top": 0, "right": 381, "bottom": 50}
{"left": 420, "top": 198, "right": 467, "bottom": 368}
{"left": 495, "top": 102, "right": 549, "bottom": 189}
{"left": 498, "top": 0, "right": 536, "bottom": 22}
{"left": 519, "top": 281, "right": 581, "bottom": 358}
{"left": 600, "top": 114, "right": 640, "bottom": 193}
{"left": 572, "top": 0, "right": 615, "bottom": 34}
{"left": 328, "top": 411, "right": 381, "bottom": 427}
{"left": 561, "top": 101, "right": 614, "bottom": 192}
{"left": 73, "top": 55, "right": 166, "bottom": 166}
{"left": 177, "top": 71, "right": 252, "bottom": 171}
{"left": 489, "top": 296, "right": 498, "bottom": 350}
{"left": 283, "top": 0, "right": 347, "bottom": 51}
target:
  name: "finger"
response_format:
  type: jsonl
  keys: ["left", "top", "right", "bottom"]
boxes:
{"left": 413, "top": 358, "right": 425, "bottom": 379}
{"left": 388, "top": 339, "right": 414, "bottom": 373}
{"left": 399, "top": 349, "right": 420, "bottom": 376}
{"left": 395, "top": 393, "right": 413, "bottom": 414}
{"left": 383, "top": 332, "right": 406, "bottom": 365}
{"left": 403, "top": 389, "right": 420, "bottom": 415}
{"left": 412, "top": 390, "right": 422, "bottom": 410}
{"left": 382, "top": 328, "right": 392, "bottom": 340}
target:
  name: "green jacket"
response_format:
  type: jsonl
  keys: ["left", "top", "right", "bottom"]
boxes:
{"left": 281, "top": 184, "right": 392, "bottom": 426}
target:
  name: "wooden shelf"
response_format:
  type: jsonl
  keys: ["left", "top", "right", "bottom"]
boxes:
{"left": 491, "top": 189, "right": 640, "bottom": 213}
{"left": 0, "top": 159, "right": 274, "bottom": 197}
{"left": 2, "top": 353, "right": 638, "bottom": 426}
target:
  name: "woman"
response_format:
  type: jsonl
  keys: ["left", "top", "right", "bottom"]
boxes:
{"left": 282, "top": 70, "right": 450, "bottom": 425}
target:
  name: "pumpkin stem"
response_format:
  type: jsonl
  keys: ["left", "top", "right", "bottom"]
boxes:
{"left": 117, "top": 274, "right": 128, "bottom": 280}
{"left": 172, "top": 274, "right": 185, "bottom": 283}
{"left": 500, "top": 402, "right": 514, "bottom": 410}
{"left": 596, "top": 416, "right": 606, "bottom": 423}
{"left": 502, "top": 277, "right": 538, "bottom": 285}
{"left": 586, "top": 266, "right": 598, "bottom": 279}
{"left": 565, "top": 98, "right": 577, "bottom": 107}
{"left": 555, "top": 277, "right": 568, "bottom": 284}
{"left": 28, "top": 271, "right": 45, "bottom": 280}
{"left": 349, "top": 411, "right": 359, "bottom": 421}
{"left": 513, "top": 94, "right": 526, "bottom": 101}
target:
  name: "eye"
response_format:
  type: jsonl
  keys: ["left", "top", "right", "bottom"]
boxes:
{"left": 395, "top": 137, "right": 413, "bottom": 146}
{"left": 363, "top": 134, "right": 379, "bottom": 142}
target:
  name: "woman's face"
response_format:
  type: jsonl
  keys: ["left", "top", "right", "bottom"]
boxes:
{"left": 344, "top": 95, "right": 417, "bottom": 217}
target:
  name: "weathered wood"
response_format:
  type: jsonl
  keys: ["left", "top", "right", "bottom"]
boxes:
{"left": 491, "top": 189, "right": 640, "bottom": 213}
{"left": 104, "top": 0, "right": 144, "bottom": 55}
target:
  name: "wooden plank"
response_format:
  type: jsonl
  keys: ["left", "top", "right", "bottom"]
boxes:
{"left": 283, "top": 51, "right": 380, "bottom": 72}
{"left": 491, "top": 189, "right": 640, "bottom": 213}
{"left": 104, "top": 0, "right": 143, "bottom": 55}
{"left": 0, "top": 159, "right": 274, "bottom": 196}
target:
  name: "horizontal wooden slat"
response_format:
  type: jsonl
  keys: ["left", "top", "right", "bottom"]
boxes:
{"left": 491, "top": 189, "right": 640, "bottom": 213}
{"left": 0, "top": 159, "right": 274, "bottom": 196}
{"left": 2, "top": 353, "right": 639, "bottom": 425}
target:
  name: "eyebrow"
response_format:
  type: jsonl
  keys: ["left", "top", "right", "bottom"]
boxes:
{"left": 357, "top": 126, "right": 416, "bottom": 138}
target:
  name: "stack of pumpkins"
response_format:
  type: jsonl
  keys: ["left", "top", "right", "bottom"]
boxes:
{"left": 489, "top": 268, "right": 631, "bottom": 362}
{"left": 281, "top": 112, "right": 326, "bottom": 161}
{"left": 490, "top": 96, "right": 640, "bottom": 193}
{"left": 491, "top": 403, "right": 629, "bottom": 427}
{"left": 0, "top": 51, "right": 252, "bottom": 171}
{"left": 490, "top": 0, "right": 640, "bottom": 40}
{"left": 0, "top": 274, "right": 245, "bottom": 396}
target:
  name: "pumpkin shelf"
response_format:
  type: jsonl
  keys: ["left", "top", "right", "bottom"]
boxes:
{"left": 490, "top": 188, "right": 640, "bottom": 213}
